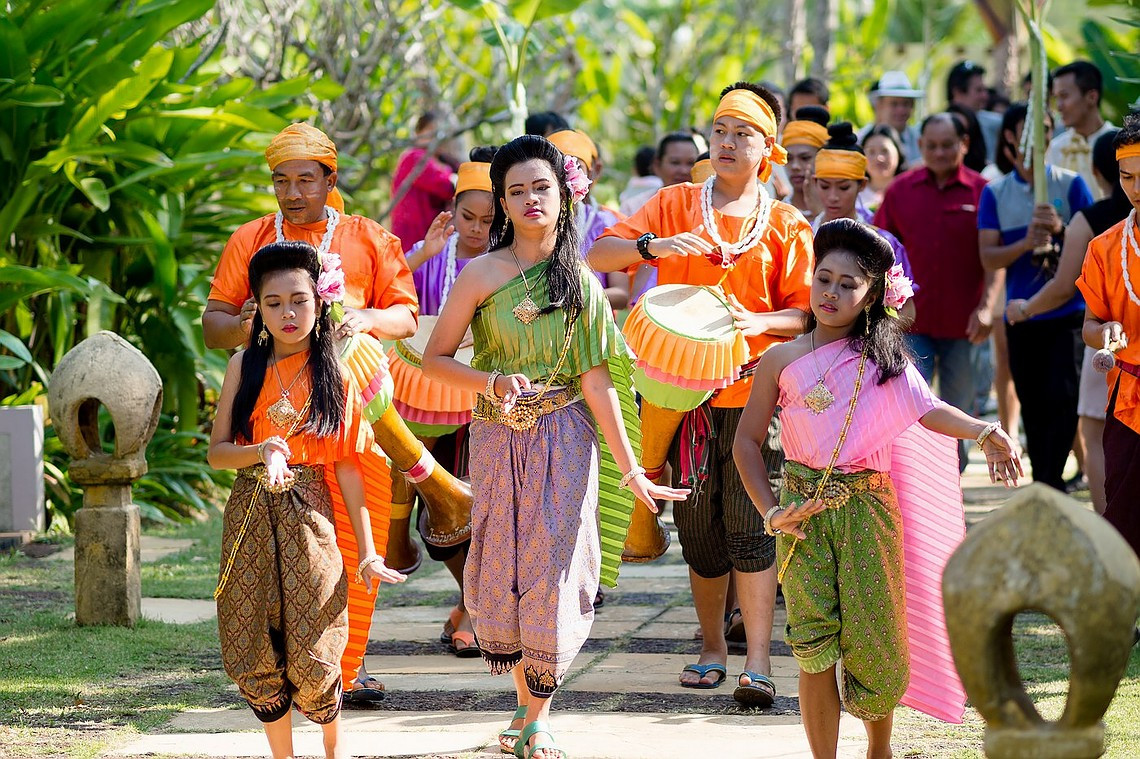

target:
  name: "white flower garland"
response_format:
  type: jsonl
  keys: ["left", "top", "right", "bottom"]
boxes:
{"left": 700, "top": 176, "right": 773, "bottom": 261}
{"left": 1122, "top": 210, "right": 1140, "bottom": 306}
{"left": 440, "top": 232, "right": 459, "bottom": 308}
{"left": 275, "top": 206, "right": 340, "bottom": 262}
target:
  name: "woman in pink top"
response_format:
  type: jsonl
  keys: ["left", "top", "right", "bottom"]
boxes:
{"left": 391, "top": 112, "right": 458, "bottom": 251}
{"left": 733, "top": 219, "right": 1021, "bottom": 758}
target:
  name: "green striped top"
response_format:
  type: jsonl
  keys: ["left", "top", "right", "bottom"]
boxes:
{"left": 471, "top": 260, "right": 631, "bottom": 382}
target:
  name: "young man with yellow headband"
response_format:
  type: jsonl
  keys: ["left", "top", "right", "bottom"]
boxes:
{"left": 811, "top": 123, "right": 917, "bottom": 325}
{"left": 591, "top": 82, "right": 814, "bottom": 706}
{"left": 203, "top": 122, "right": 418, "bottom": 704}
{"left": 1076, "top": 115, "right": 1140, "bottom": 554}
{"left": 549, "top": 128, "right": 631, "bottom": 310}
{"left": 781, "top": 106, "right": 830, "bottom": 218}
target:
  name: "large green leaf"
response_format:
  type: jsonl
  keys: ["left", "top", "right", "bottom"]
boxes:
{"left": 76, "top": 177, "right": 111, "bottom": 211}
{"left": 35, "top": 141, "right": 173, "bottom": 172}
{"left": 0, "top": 18, "right": 30, "bottom": 81}
{"left": 66, "top": 46, "right": 175, "bottom": 147}
{"left": 0, "top": 329, "right": 33, "bottom": 364}
{"left": 507, "top": 0, "right": 585, "bottom": 23}
{"left": 0, "top": 84, "right": 66, "bottom": 108}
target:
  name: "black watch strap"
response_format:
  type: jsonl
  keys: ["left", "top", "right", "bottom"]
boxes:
{"left": 637, "top": 232, "right": 658, "bottom": 260}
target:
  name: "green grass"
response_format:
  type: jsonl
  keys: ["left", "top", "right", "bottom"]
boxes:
{"left": 0, "top": 550, "right": 231, "bottom": 759}
{"left": 141, "top": 518, "right": 224, "bottom": 599}
{"left": 893, "top": 612, "right": 1140, "bottom": 758}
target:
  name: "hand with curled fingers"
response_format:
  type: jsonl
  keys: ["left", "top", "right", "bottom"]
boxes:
{"left": 421, "top": 211, "right": 456, "bottom": 259}
{"left": 982, "top": 427, "right": 1024, "bottom": 487}
{"left": 648, "top": 229, "right": 717, "bottom": 260}
{"left": 769, "top": 498, "right": 829, "bottom": 540}
{"left": 335, "top": 307, "right": 371, "bottom": 339}
{"left": 1102, "top": 321, "right": 1128, "bottom": 351}
{"left": 627, "top": 476, "right": 690, "bottom": 514}
{"left": 239, "top": 297, "right": 258, "bottom": 336}
{"left": 493, "top": 373, "right": 532, "bottom": 413}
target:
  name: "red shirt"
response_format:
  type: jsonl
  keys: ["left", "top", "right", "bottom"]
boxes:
{"left": 873, "top": 165, "right": 988, "bottom": 340}
{"left": 390, "top": 148, "right": 455, "bottom": 252}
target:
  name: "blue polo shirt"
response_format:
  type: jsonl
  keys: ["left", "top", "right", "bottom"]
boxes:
{"left": 977, "top": 166, "right": 1093, "bottom": 322}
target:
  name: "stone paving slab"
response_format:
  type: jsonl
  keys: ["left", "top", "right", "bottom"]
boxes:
{"left": 360, "top": 653, "right": 606, "bottom": 692}
{"left": 564, "top": 653, "right": 801, "bottom": 698}
{"left": 141, "top": 597, "right": 216, "bottom": 624}
{"left": 111, "top": 709, "right": 867, "bottom": 758}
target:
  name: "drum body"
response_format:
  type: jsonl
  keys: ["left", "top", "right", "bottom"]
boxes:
{"left": 622, "top": 285, "right": 747, "bottom": 412}
{"left": 387, "top": 316, "right": 478, "bottom": 437}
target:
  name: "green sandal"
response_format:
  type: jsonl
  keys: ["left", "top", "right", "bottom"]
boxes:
{"left": 498, "top": 705, "right": 528, "bottom": 755}
{"left": 514, "top": 720, "right": 568, "bottom": 759}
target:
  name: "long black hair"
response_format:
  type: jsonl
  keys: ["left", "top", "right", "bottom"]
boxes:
{"left": 946, "top": 104, "right": 988, "bottom": 174}
{"left": 810, "top": 219, "right": 911, "bottom": 385}
{"left": 1093, "top": 128, "right": 1124, "bottom": 202}
{"left": 488, "top": 134, "right": 584, "bottom": 317}
{"left": 230, "top": 241, "right": 345, "bottom": 442}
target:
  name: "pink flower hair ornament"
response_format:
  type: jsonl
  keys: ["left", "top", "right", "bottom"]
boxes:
{"left": 563, "top": 155, "right": 592, "bottom": 202}
{"left": 883, "top": 264, "right": 914, "bottom": 318}
{"left": 316, "top": 261, "right": 347, "bottom": 322}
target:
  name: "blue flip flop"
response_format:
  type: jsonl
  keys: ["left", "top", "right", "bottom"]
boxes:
{"left": 680, "top": 662, "right": 728, "bottom": 689}
{"left": 733, "top": 670, "right": 776, "bottom": 707}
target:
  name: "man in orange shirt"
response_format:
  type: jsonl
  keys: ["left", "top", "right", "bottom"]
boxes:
{"left": 203, "top": 123, "right": 418, "bottom": 705}
{"left": 591, "top": 83, "right": 814, "bottom": 706}
{"left": 1075, "top": 115, "right": 1140, "bottom": 555}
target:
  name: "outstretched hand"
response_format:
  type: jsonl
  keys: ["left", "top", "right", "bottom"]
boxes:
{"left": 360, "top": 557, "right": 407, "bottom": 593}
{"left": 769, "top": 498, "right": 828, "bottom": 540}
{"left": 627, "top": 475, "right": 690, "bottom": 514}
{"left": 422, "top": 211, "right": 456, "bottom": 259}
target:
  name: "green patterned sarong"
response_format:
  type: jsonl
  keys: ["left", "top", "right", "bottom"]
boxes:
{"left": 777, "top": 460, "right": 909, "bottom": 721}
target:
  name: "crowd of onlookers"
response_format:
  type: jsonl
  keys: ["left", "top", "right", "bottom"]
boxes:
{"left": 390, "top": 58, "right": 1130, "bottom": 510}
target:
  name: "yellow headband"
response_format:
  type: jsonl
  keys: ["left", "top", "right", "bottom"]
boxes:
{"left": 455, "top": 161, "right": 493, "bottom": 195}
{"left": 712, "top": 89, "right": 787, "bottom": 182}
{"left": 782, "top": 121, "right": 829, "bottom": 149}
{"left": 266, "top": 123, "right": 345, "bottom": 213}
{"left": 691, "top": 158, "right": 714, "bottom": 184}
{"left": 814, "top": 149, "right": 867, "bottom": 180}
{"left": 1117, "top": 144, "right": 1140, "bottom": 161}
{"left": 548, "top": 130, "right": 595, "bottom": 170}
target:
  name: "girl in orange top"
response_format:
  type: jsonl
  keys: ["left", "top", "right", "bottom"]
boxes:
{"left": 1076, "top": 113, "right": 1140, "bottom": 556}
{"left": 208, "top": 241, "right": 405, "bottom": 759}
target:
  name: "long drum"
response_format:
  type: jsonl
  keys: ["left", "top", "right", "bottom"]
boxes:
{"left": 387, "top": 316, "right": 478, "bottom": 438}
{"left": 622, "top": 284, "right": 748, "bottom": 412}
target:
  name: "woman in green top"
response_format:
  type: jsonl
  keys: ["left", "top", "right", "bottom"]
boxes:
{"left": 423, "top": 135, "right": 687, "bottom": 759}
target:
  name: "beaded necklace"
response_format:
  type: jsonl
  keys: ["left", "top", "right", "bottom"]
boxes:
{"left": 1122, "top": 210, "right": 1140, "bottom": 307}
{"left": 699, "top": 176, "right": 773, "bottom": 265}
{"left": 274, "top": 206, "right": 340, "bottom": 261}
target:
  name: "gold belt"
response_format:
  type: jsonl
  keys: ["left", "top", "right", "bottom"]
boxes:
{"left": 472, "top": 378, "right": 582, "bottom": 431}
{"left": 239, "top": 463, "right": 324, "bottom": 494}
{"left": 783, "top": 467, "right": 890, "bottom": 510}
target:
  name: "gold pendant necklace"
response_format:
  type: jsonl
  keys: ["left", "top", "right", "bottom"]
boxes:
{"left": 509, "top": 246, "right": 541, "bottom": 324}
{"left": 804, "top": 331, "right": 842, "bottom": 415}
{"left": 267, "top": 356, "right": 306, "bottom": 427}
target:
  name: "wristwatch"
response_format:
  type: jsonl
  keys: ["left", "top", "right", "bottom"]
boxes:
{"left": 636, "top": 232, "right": 658, "bottom": 260}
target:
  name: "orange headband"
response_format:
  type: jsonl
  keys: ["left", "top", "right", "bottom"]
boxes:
{"left": 1117, "top": 144, "right": 1140, "bottom": 161}
{"left": 782, "top": 121, "right": 829, "bottom": 149}
{"left": 814, "top": 149, "right": 867, "bottom": 180}
{"left": 712, "top": 89, "right": 788, "bottom": 182}
{"left": 691, "top": 158, "right": 714, "bottom": 184}
{"left": 548, "top": 130, "right": 595, "bottom": 171}
{"left": 455, "top": 161, "right": 492, "bottom": 195}
{"left": 266, "top": 123, "right": 345, "bottom": 212}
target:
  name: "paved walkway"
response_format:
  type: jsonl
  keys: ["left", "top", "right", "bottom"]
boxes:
{"left": 107, "top": 454, "right": 1019, "bottom": 758}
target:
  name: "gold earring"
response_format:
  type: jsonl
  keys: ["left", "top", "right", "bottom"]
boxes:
{"left": 258, "top": 326, "right": 268, "bottom": 346}
{"left": 315, "top": 320, "right": 321, "bottom": 338}
{"left": 864, "top": 305, "right": 872, "bottom": 335}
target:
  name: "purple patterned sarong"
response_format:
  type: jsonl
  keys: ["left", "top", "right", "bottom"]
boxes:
{"left": 464, "top": 399, "right": 601, "bottom": 697}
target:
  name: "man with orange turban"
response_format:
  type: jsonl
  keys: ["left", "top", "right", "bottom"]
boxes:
{"left": 203, "top": 122, "right": 418, "bottom": 704}
{"left": 590, "top": 82, "right": 814, "bottom": 707}
{"left": 781, "top": 106, "right": 830, "bottom": 217}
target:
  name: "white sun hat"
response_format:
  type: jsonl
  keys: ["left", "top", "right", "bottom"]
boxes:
{"left": 870, "top": 71, "right": 925, "bottom": 99}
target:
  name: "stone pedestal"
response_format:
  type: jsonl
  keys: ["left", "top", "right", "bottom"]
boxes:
{"left": 47, "top": 331, "right": 161, "bottom": 628}
{"left": 0, "top": 404, "right": 45, "bottom": 532}
{"left": 943, "top": 484, "right": 1140, "bottom": 759}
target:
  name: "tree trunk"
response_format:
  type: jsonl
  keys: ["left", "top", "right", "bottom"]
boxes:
{"left": 809, "top": 0, "right": 836, "bottom": 82}
{"left": 784, "top": 0, "right": 806, "bottom": 86}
